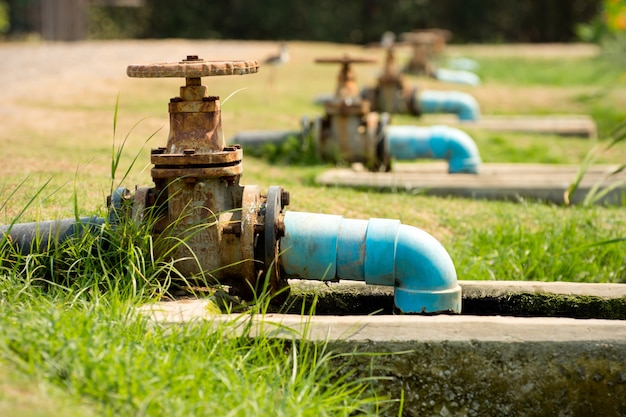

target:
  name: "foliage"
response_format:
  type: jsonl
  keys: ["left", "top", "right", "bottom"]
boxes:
{"left": 87, "top": 5, "right": 146, "bottom": 40}
{"left": 577, "top": 0, "right": 626, "bottom": 42}
{"left": 0, "top": 0, "right": 8, "bottom": 34}
{"left": 247, "top": 133, "right": 325, "bottom": 167}
{"left": 85, "top": 0, "right": 600, "bottom": 43}
{"left": 565, "top": 121, "right": 626, "bottom": 207}
{"left": 603, "top": 0, "right": 626, "bottom": 33}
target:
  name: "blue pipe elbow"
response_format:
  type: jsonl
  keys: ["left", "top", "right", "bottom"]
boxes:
{"left": 391, "top": 223, "right": 461, "bottom": 314}
{"left": 280, "top": 211, "right": 461, "bottom": 314}
{"left": 385, "top": 125, "right": 481, "bottom": 174}
{"left": 434, "top": 68, "right": 481, "bottom": 86}
{"left": 418, "top": 89, "right": 480, "bottom": 121}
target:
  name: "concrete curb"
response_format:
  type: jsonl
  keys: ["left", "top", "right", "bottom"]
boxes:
{"left": 316, "top": 163, "right": 626, "bottom": 205}
{"left": 138, "top": 281, "right": 626, "bottom": 416}
{"left": 142, "top": 281, "right": 626, "bottom": 416}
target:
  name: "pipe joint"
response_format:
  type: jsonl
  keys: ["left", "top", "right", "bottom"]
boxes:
{"left": 280, "top": 211, "right": 461, "bottom": 314}
{"left": 386, "top": 125, "right": 482, "bottom": 174}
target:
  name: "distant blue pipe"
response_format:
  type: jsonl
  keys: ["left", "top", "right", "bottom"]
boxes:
{"left": 418, "top": 89, "right": 481, "bottom": 121}
{"left": 434, "top": 68, "right": 481, "bottom": 86}
{"left": 280, "top": 211, "right": 461, "bottom": 314}
{"left": 446, "top": 57, "right": 480, "bottom": 72}
{"left": 385, "top": 125, "right": 481, "bottom": 174}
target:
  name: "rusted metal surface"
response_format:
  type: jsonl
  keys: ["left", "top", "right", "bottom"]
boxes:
{"left": 374, "top": 42, "right": 414, "bottom": 115}
{"left": 127, "top": 57, "right": 259, "bottom": 78}
{"left": 150, "top": 165, "right": 243, "bottom": 180}
{"left": 151, "top": 147, "right": 243, "bottom": 166}
{"left": 121, "top": 56, "right": 287, "bottom": 300}
{"left": 314, "top": 55, "right": 387, "bottom": 171}
{"left": 262, "top": 186, "right": 289, "bottom": 297}
{"left": 407, "top": 28, "right": 452, "bottom": 56}
{"left": 400, "top": 31, "right": 443, "bottom": 76}
{"left": 315, "top": 55, "right": 376, "bottom": 99}
{"left": 362, "top": 33, "right": 422, "bottom": 115}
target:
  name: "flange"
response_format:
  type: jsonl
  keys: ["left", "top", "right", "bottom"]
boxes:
{"left": 263, "top": 186, "right": 289, "bottom": 298}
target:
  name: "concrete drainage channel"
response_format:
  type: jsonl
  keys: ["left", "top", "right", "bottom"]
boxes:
{"left": 141, "top": 280, "right": 626, "bottom": 416}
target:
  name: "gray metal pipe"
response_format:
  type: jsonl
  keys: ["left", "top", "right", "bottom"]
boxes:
{"left": 228, "top": 130, "right": 301, "bottom": 151}
{"left": 0, "top": 216, "right": 105, "bottom": 254}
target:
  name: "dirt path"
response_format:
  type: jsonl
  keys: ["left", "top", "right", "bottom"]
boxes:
{"left": 0, "top": 39, "right": 278, "bottom": 102}
{"left": 0, "top": 40, "right": 599, "bottom": 100}
{"left": 0, "top": 40, "right": 600, "bottom": 129}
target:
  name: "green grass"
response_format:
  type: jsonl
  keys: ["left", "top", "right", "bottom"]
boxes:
{"left": 0, "top": 187, "right": 390, "bottom": 416}
{"left": 0, "top": 362, "right": 97, "bottom": 417}
{"left": 473, "top": 56, "right": 618, "bottom": 87}
{"left": 1, "top": 40, "right": 626, "bottom": 415}
{"left": 447, "top": 203, "right": 626, "bottom": 282}
{"left": 0, "top": 282, "right": 386, "bottom": 416}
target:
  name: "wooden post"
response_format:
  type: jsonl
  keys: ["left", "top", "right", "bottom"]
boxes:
{"left": 40, "top": 0, "right": 88, "bottom": 41}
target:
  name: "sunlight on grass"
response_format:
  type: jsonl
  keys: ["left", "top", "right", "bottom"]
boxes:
{"left": 0, "top": 275, "right": 390, "bottom": 416}
{"left": 1, "top": 40, "right": 625, "bottom": 415}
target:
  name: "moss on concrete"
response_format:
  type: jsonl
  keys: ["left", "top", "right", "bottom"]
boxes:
{"left": 463, "top": 293, "right": 626, "bottom": 320}
{"left": 327, "top": 339, "right": 626, "bottom": 416}
{"left": 277, "top": 283, "right": 626, "bottom": 319}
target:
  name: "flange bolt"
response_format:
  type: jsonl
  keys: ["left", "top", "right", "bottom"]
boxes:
{"left": 281, "top": 190, "right": 290, "bottom": 207}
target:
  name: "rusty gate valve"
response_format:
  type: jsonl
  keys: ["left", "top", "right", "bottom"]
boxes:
{"left": 365, "top": 32, "right": 409, "bottom": 85}
{"left": 399, "top": 31, "right": 447, "bottom": 76}
{"left": 124, "top": 56, "right": 289, "bottom": 300}
{"left": 361, "top": 37, "right": 420, "bottom": 117}
{"left": 127, "top": 56, "right": 259, "bottom": 180}
{"left": 312, "top": 55, "right": 389, "bottom": 171}
{"left": 315, "top": 55, "right": 376, "bottom": 104}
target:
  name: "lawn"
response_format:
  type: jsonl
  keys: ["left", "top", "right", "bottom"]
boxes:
{"left": 0, "top": 39, "right": 625, "bottom": 415}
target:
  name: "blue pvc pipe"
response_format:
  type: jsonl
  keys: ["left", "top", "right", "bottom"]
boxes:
{"left": 434, "top": 68, "right": 481, "bottom": 86}
{"left": 446, "top": 57, "right": 480, "bottom": 72}
{"left": 280, "top": 211, "right": 461, "bottom": 314}
{"left": 385, "top": 125, "right": 481, "bottom": 174}
{"left": 418, "top": 89, "right": 480, "bottom": 121}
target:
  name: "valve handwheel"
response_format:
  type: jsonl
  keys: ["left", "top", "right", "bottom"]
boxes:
{"left": 314, "top": 55, "right": 377, "bottom": 66}
{"left": 127, "top": 56, "right": 259, "bottom": 78}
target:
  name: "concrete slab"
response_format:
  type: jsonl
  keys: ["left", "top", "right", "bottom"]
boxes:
{"left": 140, "top": 303, "right": 626, "bottom": 342}
{"left": 317, "top": 162, "right": 626, "bottom": 205}
{"left": 424, "top": 114, "right": 597, "bottom": 138}
{"left": 138, "top": 280, "right": 626, "bottom": 416}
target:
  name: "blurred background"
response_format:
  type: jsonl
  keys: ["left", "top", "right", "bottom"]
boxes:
{"left": 0, "top": 0, "right": 622, "bottom": 45}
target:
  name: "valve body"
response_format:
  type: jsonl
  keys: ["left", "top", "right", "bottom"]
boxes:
{"left": 124, "top": 57, "right": 288, "bottom": 298}
{"left": 313, "top": 56, "right": 390, "bottom": 171}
